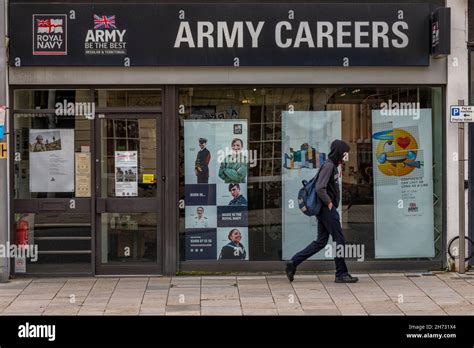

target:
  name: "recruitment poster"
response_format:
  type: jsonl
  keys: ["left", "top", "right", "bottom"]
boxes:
{"left": 29, "top": 129, "right": 74, "bottom": 192}
{"left": 372, "top": 109, "right": 434, "bottom": 258}
{"left": 282, "top": 111, "right": 342, "bottom": 260}
{"left": 184, "top": 120, "right": 249, "bottom": 260}
{"left": 115, "top": 151, "right": 138, "bottom": 197}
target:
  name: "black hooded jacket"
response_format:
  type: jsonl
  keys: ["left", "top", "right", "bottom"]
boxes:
{"left": 315, "top": 140, "right": 350, "bottom": 209}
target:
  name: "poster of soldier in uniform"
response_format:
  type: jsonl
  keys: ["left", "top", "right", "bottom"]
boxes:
{"left": 115, "top": 151, "right": 138, "bottom": 197}
{"left": 29, "top": 129, "right": 74, "bottom": 192}
{"left": 184, "top": 120, "right": 249, "bottom": 260}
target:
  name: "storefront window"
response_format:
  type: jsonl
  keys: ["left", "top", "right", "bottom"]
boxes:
{"left": 95, "top": 89, "right": 162, "bottom": 108}
{"left": 100, "top": 118, "right": 157, "bottom": 198}
{"left": 13, "top": 89, "right": 93, "bottom": 199}
{"left": 14, "top": 89, "right": 91, "bottom": 110}
{"left": 12, "top": 89, "right": 94, "bottom": 274}
{"left": 100, "top": 213, "right": 157, "bottom": 263}
{"left": 178, "top": 87, "right": 443, "bottom": 262}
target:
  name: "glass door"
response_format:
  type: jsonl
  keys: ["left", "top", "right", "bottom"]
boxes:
{"left": 95, "top": 114, "right": 161, "bottom": 274}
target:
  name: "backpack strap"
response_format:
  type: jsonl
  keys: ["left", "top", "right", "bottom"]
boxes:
{"left": 301, "top": 160, "right": 330, "bottom": 188}
{"left": 313, "top": 160, "right": 329, "bottom": 183}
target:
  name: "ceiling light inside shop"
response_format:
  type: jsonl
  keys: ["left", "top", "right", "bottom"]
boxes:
{"left": 241, "top": 99, "right": 249, "bottom": 104}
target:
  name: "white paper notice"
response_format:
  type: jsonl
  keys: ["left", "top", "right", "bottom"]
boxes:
{"left": 29, "top": 129, "right": 75, "bottom": 192}
{"left": 115, "top": 151, "right": 138, "bottom": 197}
{"left": 75, "top": 152, "right": 91, "bottom": 197}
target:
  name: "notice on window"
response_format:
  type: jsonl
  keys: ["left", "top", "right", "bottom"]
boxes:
{"left": 29, "top": 129, "right": 75, "bottom": 192}
{"left": 143, "top": 174, "right": 155, "bottom": 184}
{"left": 0, "top": 105, "right": 6, "bottom": 141}
{"left": 15, "top": 255, "right": 26, "bottom": 273}
{"left": 183, "top": 120, "right": 249, "bottom": 260}
{"left": 372, "top": 109, "right": 434, "bottom": 258}
{"left": 115, "top": 151, "right": 138, "bottom": 197}
{"left": 75, "top": 152, "right": 91, "bottom": 197}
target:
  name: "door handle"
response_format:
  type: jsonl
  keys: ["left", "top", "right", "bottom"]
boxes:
{"left": 161, "top": 176, "right": 166, "bottom": 183}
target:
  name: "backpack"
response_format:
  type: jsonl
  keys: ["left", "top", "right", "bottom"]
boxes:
{"left": 297, "top": 161, "right": 328, "bottom": 216}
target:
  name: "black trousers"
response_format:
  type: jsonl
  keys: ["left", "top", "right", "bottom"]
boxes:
{"left": 196, "top": 172, "right": 209, "bottom": 184}
{"left": 291, "top": 205, "right": 348, "bottom": 278}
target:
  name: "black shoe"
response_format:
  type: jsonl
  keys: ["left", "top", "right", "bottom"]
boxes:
{"left": 285, "top": 261, "right": 296, "bottom": 282}
{"left": 335, "top": 274, "right": 359, "bottom": 283}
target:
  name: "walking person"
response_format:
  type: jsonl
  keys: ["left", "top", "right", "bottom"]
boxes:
{"left": 285, "top": 139, "right": 359, "bottom": 283}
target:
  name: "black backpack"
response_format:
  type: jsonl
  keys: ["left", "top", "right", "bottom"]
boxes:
{"left": 297, "top": 161, "right": 327, "bottom": 216}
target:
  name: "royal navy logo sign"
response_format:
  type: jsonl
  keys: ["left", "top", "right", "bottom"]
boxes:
{"left": 32, "top": 14, "right": 67, "bottom": 55}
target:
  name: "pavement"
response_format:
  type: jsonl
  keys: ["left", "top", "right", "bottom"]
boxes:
{"left": 0, "top": 272, "right": 474, "bottom": 315}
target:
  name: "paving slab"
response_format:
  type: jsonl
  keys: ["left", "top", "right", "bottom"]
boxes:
{"left": 200, "top": 299, "right": 241, "bottom": 307}
{"left": 0, "top": 272, "right": 473, "bottom": 316}
{"left": 201, "top": 306, "right": 242, "bottom": 315}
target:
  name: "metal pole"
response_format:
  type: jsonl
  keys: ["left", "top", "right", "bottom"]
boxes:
{"left": 459, "top": 121, "right": 466, "bottom": 274}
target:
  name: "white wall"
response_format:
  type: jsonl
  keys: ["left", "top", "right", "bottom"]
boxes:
{"left": 9, "top": 63, "right": 447, "bottom": 85}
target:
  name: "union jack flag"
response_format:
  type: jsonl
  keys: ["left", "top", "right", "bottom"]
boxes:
{"left": 94, "top": 15, "right": 116, "bottom": 29}
{"left": 37, "top": 19, "right": 63, "bottom": 34}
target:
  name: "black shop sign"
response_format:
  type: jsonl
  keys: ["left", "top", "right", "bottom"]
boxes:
{"left": 9, "top": 3, "right": 439, "bottom": 66}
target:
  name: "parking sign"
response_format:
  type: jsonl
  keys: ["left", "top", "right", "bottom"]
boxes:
{"left": 450, "top": 106, "right": 474, "bottom": 123}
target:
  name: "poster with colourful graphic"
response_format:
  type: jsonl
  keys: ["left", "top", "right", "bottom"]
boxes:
{"left": 282, "top": 111, "right": 342, "bottom": 260}
{"left": 372, "top": 109, "right": 434, "bottom": 258}
{"left": 184, "top": 120, "right": 249, "bottom": 260}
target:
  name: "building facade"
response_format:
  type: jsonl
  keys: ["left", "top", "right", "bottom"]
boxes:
{"left": 1, "top": 0, "right": 468, "bottom": 277}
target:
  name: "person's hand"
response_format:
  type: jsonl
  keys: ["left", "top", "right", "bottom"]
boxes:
{"left": 328, "top": 202, "right": 333, "bottom": 210}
